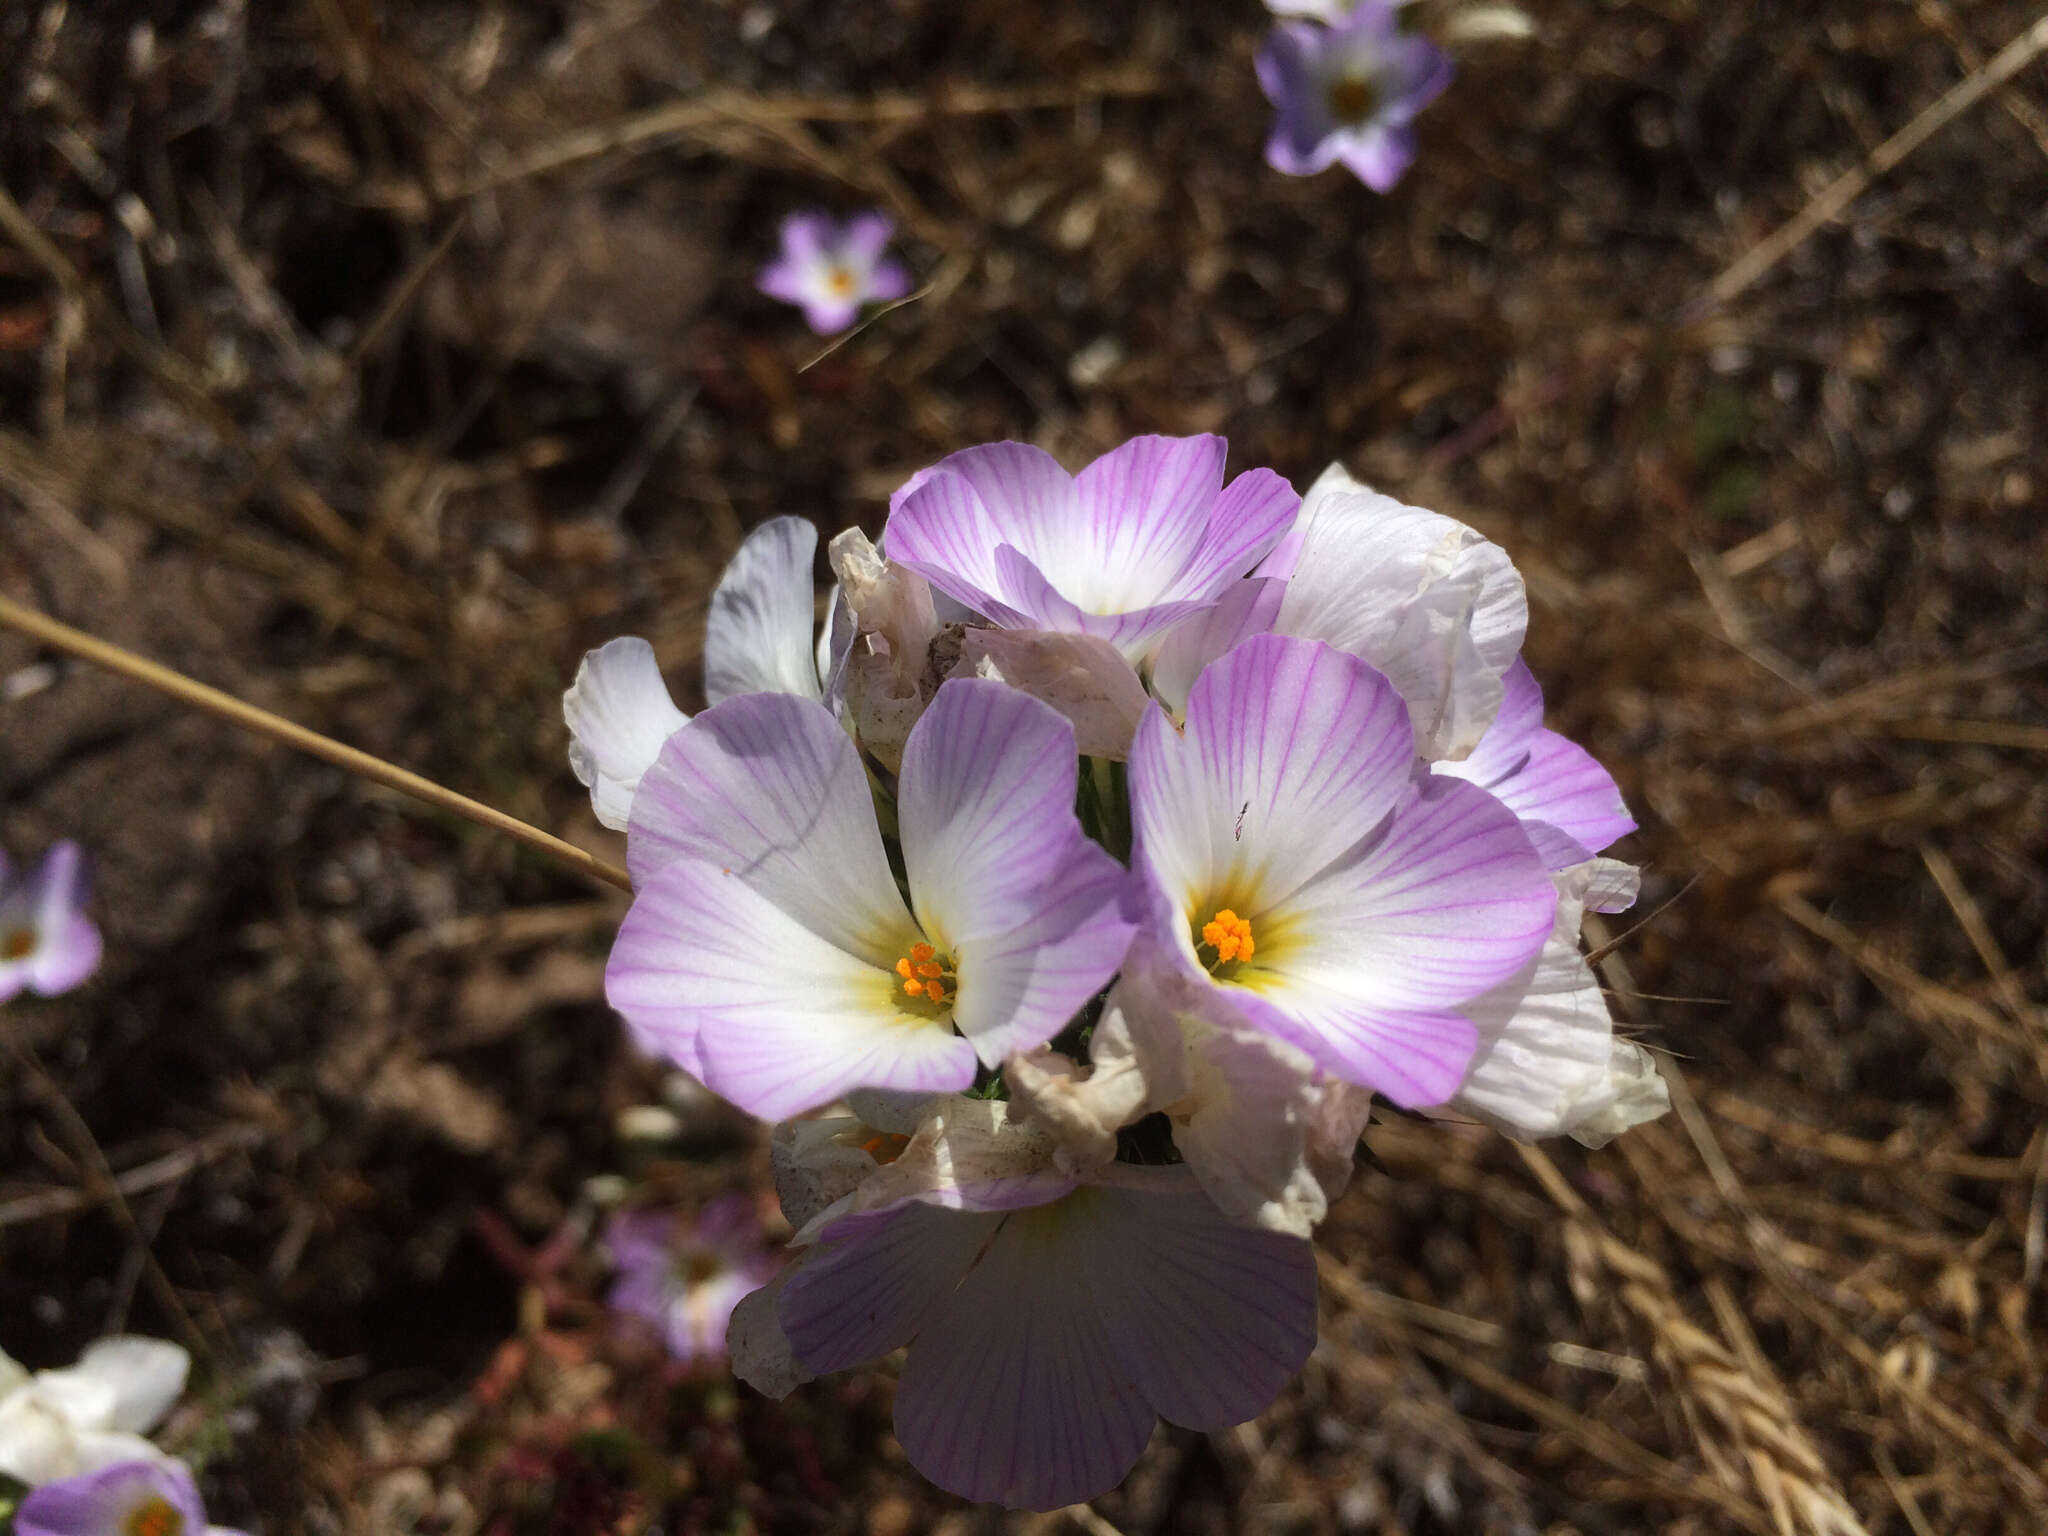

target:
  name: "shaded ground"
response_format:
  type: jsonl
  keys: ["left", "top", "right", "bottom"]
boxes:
{"left": 2, "top": 1, "right": 2046, "bottom": 1532}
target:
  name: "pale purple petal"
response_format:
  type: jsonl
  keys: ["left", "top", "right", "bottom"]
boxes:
{"left": 1065, "top": 434, "right": 1226, "bottom": 611}
{"left": 1258, "top": 25, "right": 1343, "bottom": 176}
{"left": 950, "top": 838, "right": 1136, "bottom": 1065}
{"left": 607, "top": 859, "right": 976, "bottom": 1117}
{"left": 777, "top": 212, "right": 835, "bottom": 265}
{"left": 16, "top": 1460, "right": 208, "bottom": 1536}
{"left": 1437, "top": 661, "right": 1635, "bottom": 862}
{"left": 704, "top": 516, "right": 823, "bottom": 704}
{"left": 840, "top": 211, "right": 897, "bottom": 265}
{"left": 1164, "top": 467, "right": 1301, "bottom": 602}
{"left": 779, "top": 1201, "right": 999, "bottom": 1374}
{"left": 1339, "top": 125, "right": 1418, "bottom": 194}
{"left": 1129, "top": 635, "right": 1417, "bottom": 924}
{"left": 986, "top": 543, "right": 1215, "bottom": 654}
{"left": 563, "top": 637, "right": 690, "bottom": 831}
{"left": 626, "top": 692, "right": 908, "bottom": 957}
{"left": 1226, "top": 986, "right": 1479, "bottom": 1107}
{"left": 898, "top": 679, "right": 1084, "bottom": 942}
{"left": 866, "top": 259, "right": 913, "bottom": 303}
{"left": 1379, "top": 32, "right": 1456, "bottom": 121}
{"left": 894, "top": 1199, "right": 1157, "bottom": 1510}
{"left": 1081, "top": 1180, "right": 1315, "bottom": 1430}
{"left": 799, "top": 296, "right": 861, "bottom": 335}
{"left": 757, "top": 256, "right": 818, "bottom": 307}
{"left": 886, "top": 450, "right": 1070, "bottom": 626}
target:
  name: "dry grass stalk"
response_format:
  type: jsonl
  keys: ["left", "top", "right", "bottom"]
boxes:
{"left": 1519, "top": 1145, "right": 1870, "bottom": 1536}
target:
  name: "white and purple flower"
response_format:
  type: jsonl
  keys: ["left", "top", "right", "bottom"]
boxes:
{"left": 757, "top": 211, "right": 912, "bottom": 335}
{"left": 1128, "top": 633, "right": 1557, "bottom": 1107}
{"left": 0, "top": 842, "right": 102, "bottom": 1003}
{"left": 1257, "top": 3, "right": 1454, "bottom": 191}
{"left": 884, "top": 434, "right": 1299, "bottom": 659}
{"left": 732, "top": 1100, "right": 1315, "bottom": 1511}
{"left": 13, "top": 1458, "right": 243, "bottom": 1536}
{"left": 605, "top": 678, "right": 1134, "bottom": 1119}
{"left": 604, "top": 1197, "right": 777, "bottom": 1368}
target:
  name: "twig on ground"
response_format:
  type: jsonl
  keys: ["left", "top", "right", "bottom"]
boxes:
{"left": 0, "top": 594, "right": 631, "bottom": 892}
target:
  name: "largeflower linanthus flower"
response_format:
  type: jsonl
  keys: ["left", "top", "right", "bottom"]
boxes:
{"left": 14, "top": 1458, "right": 244, "bottom": 1536}
{"left": 607, "top": 678, "right": 1133, "bottom": 1118}
{"left": 885, "top": 434, "right": 1299, "bottom": 658}
{"left": 604, "top": 1198, "right": 776, "bottom": 1368}
{"left": 1128, "top": 634, "right": 1557, "bottom": 1106}
{"left": 1257, "top": 3, "right": 1454, "bottom": 190}
{"left": 757, "top": 211, "right": 912, "bottom": 335}
{"left": 0, "top": 842, "right": 102, "bottom": 1002}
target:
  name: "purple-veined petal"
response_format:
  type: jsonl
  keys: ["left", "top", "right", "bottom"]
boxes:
{"left": 1226, "top": 986, "right": 1477, "bottom": 1107}
{"left": 986, "top": 543, "right": 1215, "bottom": 655}
{"left": 950, "top": 838, "right": 1135, "bottom": 1065}
{"left": 1165, "top": 467, "right": 1301, "bottom": 603}
{"left": 626, "top": 692, "right": 907, "bottom": 956}
{"left": 886, "top": 444, "right": 1077, "bottom": 620}
{"left": 1437, "top": 661, "right": 1635, "bottom": 862}
{"left": 1080, "top": 1178, "right": 1315, "bottom": 1430}
{"left": 563, "top": 637, "right": 689, "bottom": 831}
{"left": 779, "top": 1200, "right": 999, "bottom": 1375}
{"left": 1276, "top": 774, "right": 1556, "bottom": 1014}
{"left": 1061, "top": 434, "right": 1225, "bottom": 613}
{"left": 704, "top": 517, "right": 823, "bottom": 704}
{"left": 1130, "top": 635, "right": 1417, "bottom": 926}
{"left": 894, "top": 1198, "right": 1157, "bottom": 1511}
{"left": 898, "top": 679, "right": 1084, "bottom": 943}
{"left": 607, "top": 858, "right": 977, "bottom": 1118}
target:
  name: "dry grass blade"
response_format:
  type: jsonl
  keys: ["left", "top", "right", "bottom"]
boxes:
{"left": 1515, "top": 1145, "right": 1870, "bottom": 1536}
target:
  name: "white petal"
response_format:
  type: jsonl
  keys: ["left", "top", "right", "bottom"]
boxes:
{"left": 770, "top": 1118, "right": 883, "bottom": 1232}
{"left": 0, "top": 1349, "right": 27, "bottom": 1400}
{"left": 704, "top": 516, "right": 824, "bottom": 704}
{"left": 1443, "top": 864, "right": 1666, "bottom": 1142}
{"left": 727, "top": 1271, "right": 812, "bottom": 1400}
{"left": 563, "top": 637, "right": 689, "bottom": 831}
{"left": 833, "top": 1097, "right": 1072, "bottom": 1225}
{"left": 1275, "top": 467, "right": 1526, "bottom": 760}
{"left": 75, "top": 1336, "right": 189, "bottom": 1433}
{"left": 24, "top": 1369, "right": 118, "bottom": 1431}
{"left": 68, "top": 1428, "right": 176, "bottom": 1475}
{"left": 954, "top": 627, "right": 1150, "bottom": 760}
{"left": 0, "top": 1389, "right": 83, "bottom": 1483}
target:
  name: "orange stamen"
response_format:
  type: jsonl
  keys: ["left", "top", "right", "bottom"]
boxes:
{"left": 1199, "top": 908, "right": 1255, "bottom": 966}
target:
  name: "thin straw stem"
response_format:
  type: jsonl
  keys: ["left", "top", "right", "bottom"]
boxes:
{"left": 0, "top": 595, "right": 632, "bottom": 892}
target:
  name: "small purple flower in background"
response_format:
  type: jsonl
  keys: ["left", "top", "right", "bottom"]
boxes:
{"left": 603, "top": 1198, "right": 776, "bottom": 1367}
{"left": 757, "top": 211, "right": 912, "bottom": 335}
{"left": 1257, "top": 2, "right": 1453, "bottom": 191}
{"left": 14, "top": 1458, "right": 245, "bottom": 1536}
{"left": 0, "top": 842, "right": 103, "bottom": 1003}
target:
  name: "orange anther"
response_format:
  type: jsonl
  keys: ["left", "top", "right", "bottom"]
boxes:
{"left": 911, "top": 942, "right": 935, "bottom": 963}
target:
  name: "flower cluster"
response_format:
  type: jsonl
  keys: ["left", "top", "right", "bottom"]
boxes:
{"left": 565, "top": 433, "right": 1667, "bottom": 1508}
{"left": 1257, "top": 0, "right": 1453, "bottom": 191}
{"left": 0, "top": 1336, "right": 242, "bottom": 1535}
